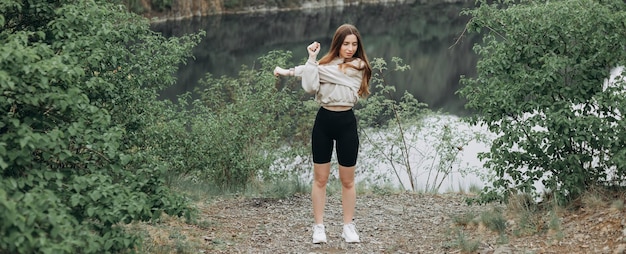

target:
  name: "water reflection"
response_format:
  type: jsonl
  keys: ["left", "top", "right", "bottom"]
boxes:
{"left": 151, "top": 2, "right": 480, "bottom": 116}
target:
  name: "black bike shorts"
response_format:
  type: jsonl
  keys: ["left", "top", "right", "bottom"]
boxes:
{"left": 311, "top": 107, "right": 359, "bottom": 167}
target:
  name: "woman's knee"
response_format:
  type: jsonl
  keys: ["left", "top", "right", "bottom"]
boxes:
{"left": 313, "top": 175, "right": 328, "bottom": 188}
{"left": 339, "top": 169, "right": 355, "bottom": 188}
{"left": 313, "top": 164, "right": 330, "bottom": 188}
{"left": 340, "top": 178, "right": 354, "bottom": 189}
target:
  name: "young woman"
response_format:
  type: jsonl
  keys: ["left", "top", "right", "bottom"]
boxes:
{"left": 274, "top": 24, "right": 372, "bottom": 244}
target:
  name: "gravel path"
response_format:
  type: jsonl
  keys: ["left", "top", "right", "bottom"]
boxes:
{"left": 200, "top": 192, "right": 495, "bottom": 253}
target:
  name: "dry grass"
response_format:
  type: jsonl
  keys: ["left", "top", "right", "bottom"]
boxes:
{"left": 128, "top": 201, "right": 218, "bottom": 254}
{"left": 580, "top": 186, "right": 609, "bottom": 209}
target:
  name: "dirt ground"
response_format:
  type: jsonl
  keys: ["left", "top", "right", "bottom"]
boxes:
{"left": 137, "top": 191, "right": 626, "bottom": 253}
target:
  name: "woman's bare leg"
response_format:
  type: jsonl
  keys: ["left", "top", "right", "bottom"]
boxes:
{"left": 312, "top": 163, "right": 331, "bottom": 224}
{"left": 339, "top": 165, "right": 356, "bottom": 224}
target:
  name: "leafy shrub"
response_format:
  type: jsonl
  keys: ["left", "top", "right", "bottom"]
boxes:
{"left": 1, "top": 0, "right": 202, "bottom": 252}
{"left": 357, "top": 57, "right": 487, "bottom": 192}
{"left": 356, "top": 57, "right": 428, "bottom": 190}
{"left": 148, "top": 50, "right": 313, "bottom": 190}
{"left": 459, "top": 0, "right": 626, "bottom": 204}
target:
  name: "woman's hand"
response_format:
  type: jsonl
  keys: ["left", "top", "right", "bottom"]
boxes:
{"left": 273, "top": 66, "right": 291, "bottom": 76}
{"left": 307, "top": 42, "right": 321, "bottom": 60}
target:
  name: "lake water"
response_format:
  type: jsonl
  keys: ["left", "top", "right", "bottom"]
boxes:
{"left": 151, "top": 2, "right": 495, "bottom": 192}
{"left": 151, "top": 1, "right": 481, "bottom": 116}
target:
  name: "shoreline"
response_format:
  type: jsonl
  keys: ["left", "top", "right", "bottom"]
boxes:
{"left": 144, "top": 0, "right": 470, "bottom": 23}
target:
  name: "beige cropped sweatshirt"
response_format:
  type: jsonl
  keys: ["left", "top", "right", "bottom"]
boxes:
{"left": 294, "top": 57, "right": 364, "bottom": 107}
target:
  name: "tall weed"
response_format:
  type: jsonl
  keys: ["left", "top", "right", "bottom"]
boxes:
{"left": 357, "top": 57, "right": 489, "bottom": 192}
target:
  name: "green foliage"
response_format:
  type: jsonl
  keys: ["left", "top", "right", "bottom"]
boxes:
{"left": 167, "top": 50, "right": 313, "bottom": 189}
{"left": 116, "top": 0, "right": 171, "bottom": 14}
{"left": 445, "top": 229, "right": 480, "bottom": 253}
{"left": 247, "top": 176, "right": 310, "bottom": 199}
{"left": 459, "top": 0, "right": 626, "bottom": 204}
{"left": 358, "top": 57, "right": 488, "bottom": 192}
{"left": 480, "top": 207, "right": 507, "bottom": 234}
{"left": 357, "top": 57, "right": 429, "bottom": 190}
{"left": 1, "top": 0, "right": 202, "bottom": 252}
{"left": 358, "top": 57, "right": 425, "bottom": 126}
{"left": 451, "top": 211, "right": 477, "bottom": 227}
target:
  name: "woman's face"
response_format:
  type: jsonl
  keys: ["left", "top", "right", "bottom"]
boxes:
{"left": 339, "top": 34, "right": 358, "bottom": 59}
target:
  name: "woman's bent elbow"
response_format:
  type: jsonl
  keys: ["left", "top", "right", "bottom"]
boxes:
{"left": 302, "top": 84, "right": 318, "bottom": 94}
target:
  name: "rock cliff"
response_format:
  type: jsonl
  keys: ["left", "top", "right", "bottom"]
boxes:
{"left": 140, "top": 0, "right": 224, "bottom": 22}
{"left": 139, "top": 0, "right": 467, "bottom": 22}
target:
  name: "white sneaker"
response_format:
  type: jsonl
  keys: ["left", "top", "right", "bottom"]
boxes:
{"left": 342, "top": 223, "right": 361, "bottom": 243}
{"left": 312, "top": 224, "right": 327, "bottom": 244}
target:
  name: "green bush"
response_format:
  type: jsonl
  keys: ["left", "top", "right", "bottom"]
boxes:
{"left": 195, "top": 50, "right": 314, "bottom": 188}
{"left": 1, "top": 0, "right": 202, "bottom": 252}
{"left": 356, "top": 57, "right": 429, "bottom": 190}
{"left": 459, "top": 0, "right": 626, "bottom": 204}
{"left": 143, "top": 50, "right": 313, "bottom": 190}
{"left": 356, "top": 57, "right": 488, "bottom": 193}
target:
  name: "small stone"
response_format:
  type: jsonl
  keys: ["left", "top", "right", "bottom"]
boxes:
{"left": 493, "top": 246, "right": 513, "bottom": 254}
{"left": 507, "top": 219, "right": 516, "bottom": 226}
{"left": 386, "top": 205, "right": 404, "bottom": 214}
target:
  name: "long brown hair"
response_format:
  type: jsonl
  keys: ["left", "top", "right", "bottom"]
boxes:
{"left": 318, "top": 24, "right": 372, "bottom": 98}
